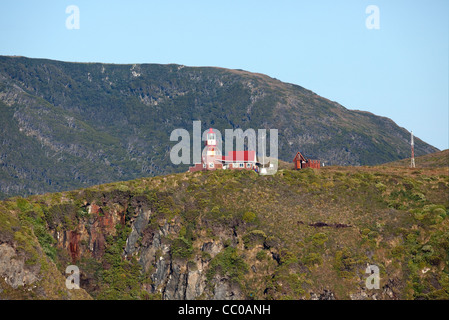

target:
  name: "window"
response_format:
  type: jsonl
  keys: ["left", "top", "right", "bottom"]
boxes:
{"left": 239, "top": 163, "right": 244, "bottom": 168}
{"left": 209, "top": 162, "right": 214, "bottom": 168}
{"left": 202, "top": 163, "right": 206, "bottom": 168}
{"left": 246, "top": 163, "right": 252, "bottom": 168}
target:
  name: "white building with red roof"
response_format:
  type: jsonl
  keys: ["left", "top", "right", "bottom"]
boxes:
{"left": 189, "top": 128, "right": 257, "bottom": 173}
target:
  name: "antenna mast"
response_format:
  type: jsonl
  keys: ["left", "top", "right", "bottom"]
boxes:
{"left": 410, "top": 131, "right": 415, "bottom": 168}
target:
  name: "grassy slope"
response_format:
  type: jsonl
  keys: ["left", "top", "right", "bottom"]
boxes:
{"left": 0, "top": 164, "right": 448, "bottom": 300}
{"left": 384, "top": 149, "right": 449, "bottom": 168}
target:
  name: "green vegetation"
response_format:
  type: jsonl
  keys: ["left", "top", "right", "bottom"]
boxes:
{"left": 98, "top": 224, "right": 145, "bottom": 300}
{"left": 0, "top": 163, "right": 448, "bottom": 300}
{"left": 0, "top": 55, "right": 439, "bottom": 200}
{"left": 171, "top": 237, "right": 194, "bottom": 259}
{"left": 207, "top": 246, "right": 248, "bottom": 284}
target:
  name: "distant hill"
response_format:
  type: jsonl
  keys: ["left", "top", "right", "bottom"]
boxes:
{"left": 0, "top": 56, "right": 438, "bottom": 199}
{"left": 383, "top": 149, "right": 449, "bottom": 168}
{"left": 0, "top": 165, "right": 447, "bottom": 300}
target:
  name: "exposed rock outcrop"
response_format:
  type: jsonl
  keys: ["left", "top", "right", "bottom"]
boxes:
{"left": 0, "top": 243, "right": 39, "bottom": 289}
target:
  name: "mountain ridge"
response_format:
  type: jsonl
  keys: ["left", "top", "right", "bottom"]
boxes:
{"left": 0, "top": 55, "right": 439, "bottom": 199}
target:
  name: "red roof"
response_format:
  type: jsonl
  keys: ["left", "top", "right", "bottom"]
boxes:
{"left": 222, "top": 151, "right": 256, "bottom": 162}
{"left": 293, "top": 151, "right": 307, "bottom": 162}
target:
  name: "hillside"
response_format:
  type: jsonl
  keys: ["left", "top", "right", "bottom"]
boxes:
{"left": 0, "top": 55, "right": 439, "bottom": 199}
{"left": 384, "top": 149, "right": 449, "bottom": 168}
{"left": 1, "top": 165, "right": 448, "bottom": 300}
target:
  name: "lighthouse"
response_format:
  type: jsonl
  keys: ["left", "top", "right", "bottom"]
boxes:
{"left": 201, "top": 128, "right": 222, "bottom": 170}
{"left": 188, "top": 127, "right": 257, "bottom": 173}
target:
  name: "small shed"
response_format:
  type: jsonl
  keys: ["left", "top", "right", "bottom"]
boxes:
{"left": 293, "top": 152, "right": 320, "bottom": 170}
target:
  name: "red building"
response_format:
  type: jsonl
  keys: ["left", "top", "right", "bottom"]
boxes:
{"left": 222, "top": 150, "right": 257, "bottom": 170}
{"left": 189, "top": 128, "right": 257, "bottom": 173}
{"left": 293, "top": 151, "right": 320, "bottom": 169}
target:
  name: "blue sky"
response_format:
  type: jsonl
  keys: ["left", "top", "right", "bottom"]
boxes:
{"left": 1, "top": 0, "right": 448, "bottom": 150}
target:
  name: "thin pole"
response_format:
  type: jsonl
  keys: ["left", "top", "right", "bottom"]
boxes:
{"left": 410, "top": 131, "right": 415, "bottom": 168}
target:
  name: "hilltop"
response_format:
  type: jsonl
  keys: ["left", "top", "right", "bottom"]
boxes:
{"left": 0, "top": 56, "right": 438, "bottom": 199}
{"left": 384, "top": 149, "right": 449, "bottom": 169}
{"left": 0, "top": 164, "right": 447, "bottom": 300}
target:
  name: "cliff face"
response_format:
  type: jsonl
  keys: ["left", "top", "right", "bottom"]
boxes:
{"left": 1, "top": 164, "right": 448, "bottom": 300}
{"left": 0, "top": 199, "right": 91, "bottom": 299}
{"left": 50, "top": 200, "right": 245, "bottom": 300}
{"left": 0, "top": 242, "right": 39, "bottom": 289}
{"left": 0, "top": 55, "right": 439, "bottom": 199}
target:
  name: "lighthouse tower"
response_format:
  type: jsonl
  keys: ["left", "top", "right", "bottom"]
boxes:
{"left": 202, "top": 128, "right": 222, "bottom": 170}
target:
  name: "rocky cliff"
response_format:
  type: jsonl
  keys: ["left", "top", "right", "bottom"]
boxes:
{"left": 0, "top": 198, "right": 91, "bottom": 299}
{"left": 47, "top": 198, "right": 247, "bottom": 300}
{"left": 1, "top": 163, "right": 448, "bottom": 300}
